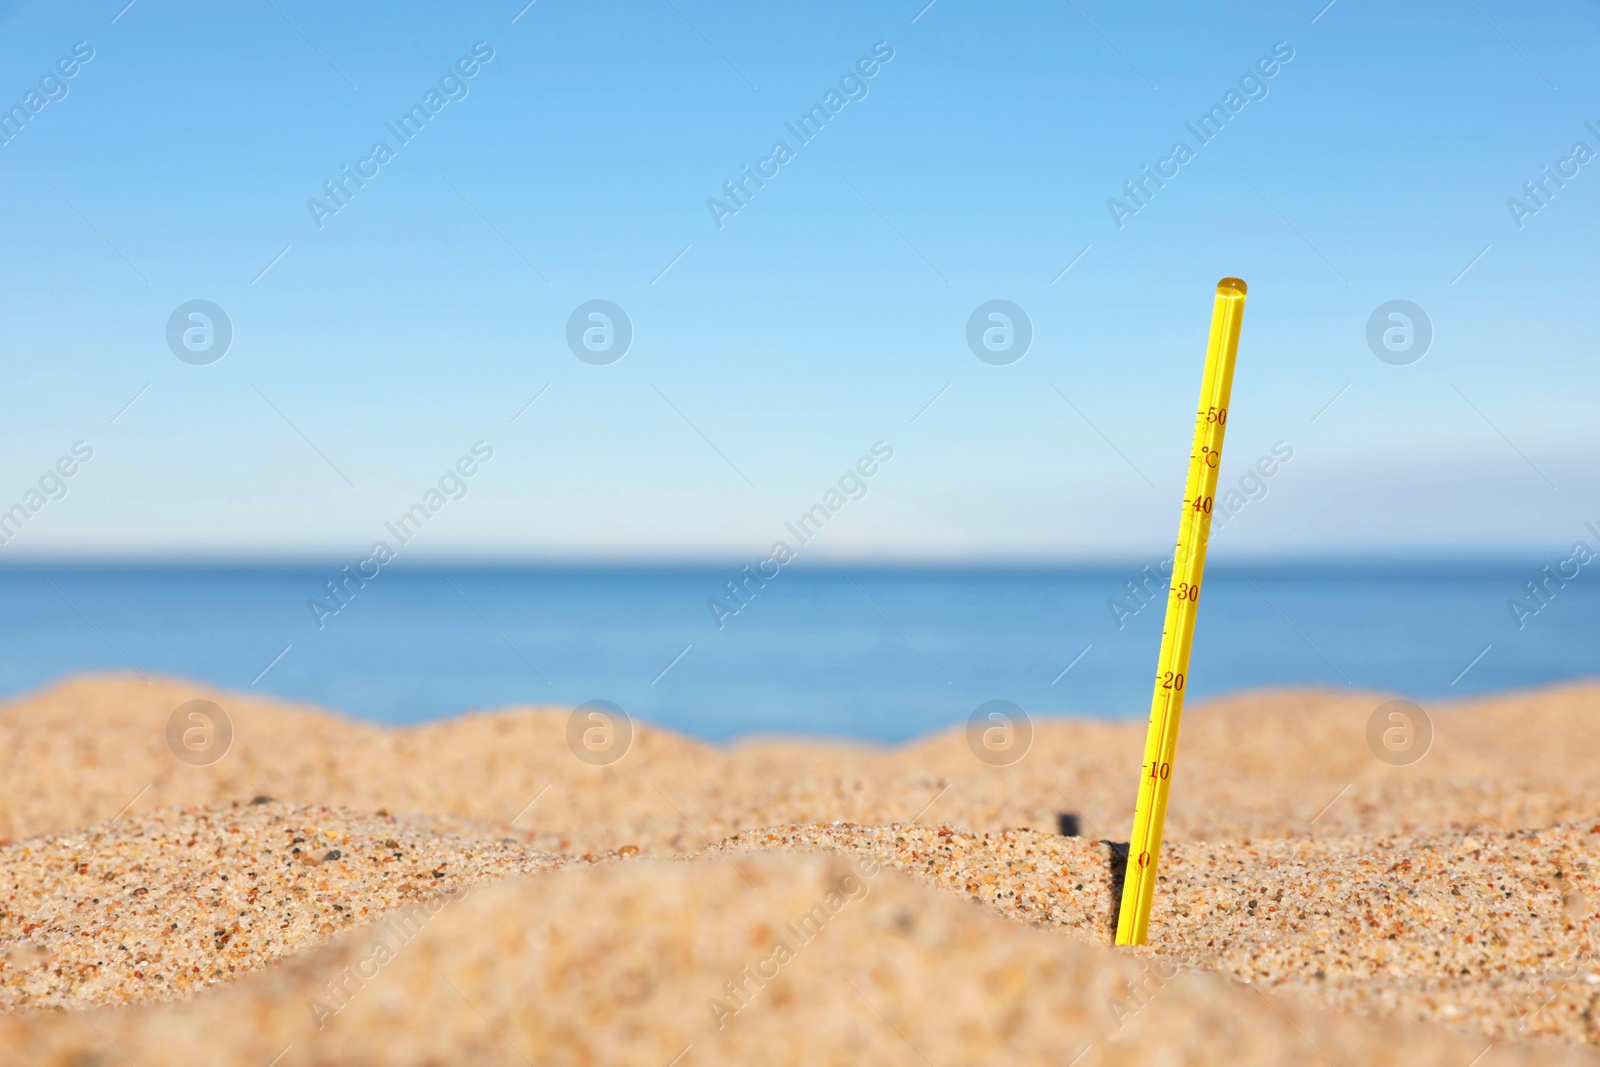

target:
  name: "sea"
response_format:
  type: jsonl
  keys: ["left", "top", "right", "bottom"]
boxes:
{"left": 1, "top": 561, "right": 1591, "bottom": 742}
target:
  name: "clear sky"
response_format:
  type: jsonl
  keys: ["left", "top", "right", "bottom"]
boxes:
{"left": 0, "top": 0, "right": 1595, "bottom": 561}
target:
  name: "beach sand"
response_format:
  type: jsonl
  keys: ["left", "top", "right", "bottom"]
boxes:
{"left": 2, "top": 674, "right": 1598, "bottom": 1064}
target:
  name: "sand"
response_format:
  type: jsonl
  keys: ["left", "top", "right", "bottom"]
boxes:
{"left": 1, "top": 673, "right": 1598, "bottom": 1064}
{"left": 0, "top": 803, "right": 574, "bottom": 1013}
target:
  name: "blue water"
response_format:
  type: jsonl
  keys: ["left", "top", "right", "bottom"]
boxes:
{"left": 2, "top": 563, "right": 1592, "bottom": 742}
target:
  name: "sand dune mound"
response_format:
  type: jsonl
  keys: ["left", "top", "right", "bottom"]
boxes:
{"left": 4, "top": 807, "right": 1597, "bottom": 1046}
{"left": 4, "top": 675, "right": 1600, "bottom": 856}
{"left": 4, "top": 674, "right": 1600, "bottom": 1062}
{"left": 0, "top": 803, "right": 571, "bottom": 1013}
{"left": 709, "top": 822, "right": 1600, "bottom": 1043}
{"left": 4, "top": 852, "right": 1593, "bottom": 1067}
{"left": 1149, "top": 823, "right": 1600, "bottom": 1044}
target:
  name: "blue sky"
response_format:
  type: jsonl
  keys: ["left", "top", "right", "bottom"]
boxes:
{"left": 0, "top": 0, "right": 1596, "bottom": 561}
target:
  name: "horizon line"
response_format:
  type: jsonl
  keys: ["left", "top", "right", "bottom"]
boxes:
{"left": 0, "top": 552, "right": 1564, "bottom": 572}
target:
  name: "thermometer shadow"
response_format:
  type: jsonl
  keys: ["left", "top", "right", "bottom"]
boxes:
{"left": 1053, "top": 809, "right": 1132, "bottom": 936}
{"left": 1104, "top": 839, "right": 1132, "bottom": 936}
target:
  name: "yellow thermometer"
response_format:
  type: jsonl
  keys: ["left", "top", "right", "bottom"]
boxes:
{"left": 1115, "top": 277, "right": 1247, "bottom": 947}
